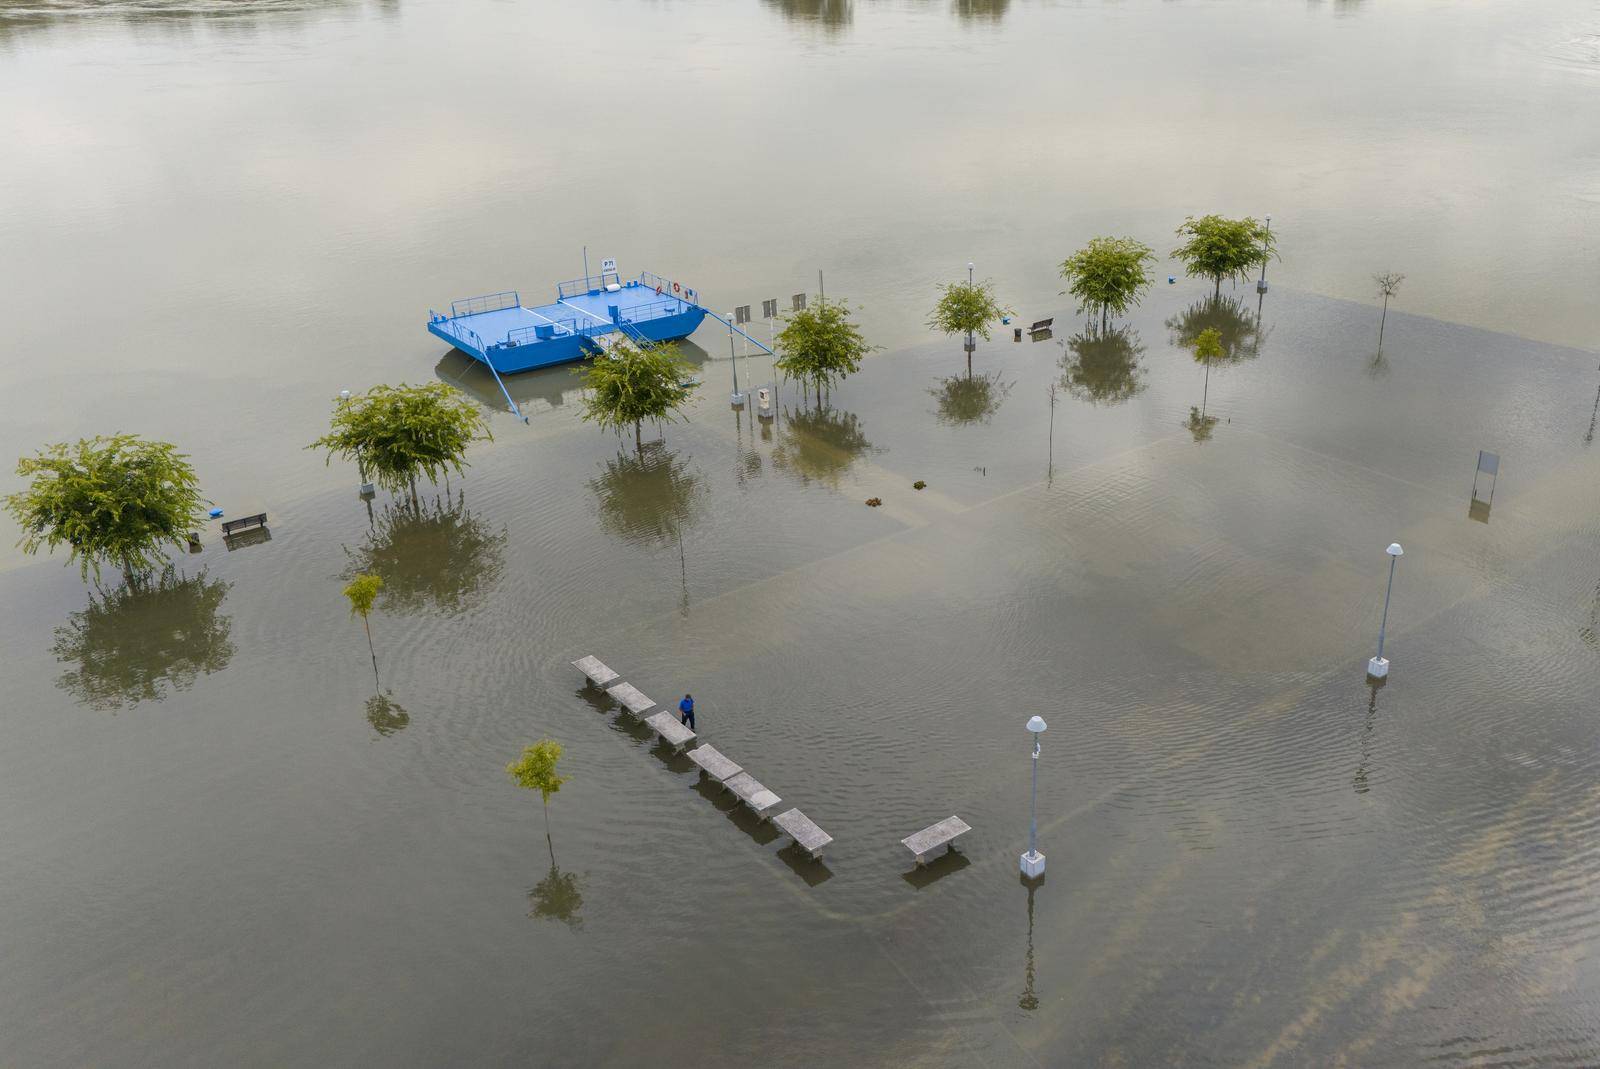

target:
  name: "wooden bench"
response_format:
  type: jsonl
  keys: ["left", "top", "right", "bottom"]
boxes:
{"left": 901, "top": 815, "right": 971, "bottom": 866}
{"left": 724, "top": 772, "right": 782, "bottom": 820}
{"left": 1028, "top": 318, "right": 1053, "bottom": 334}
{"left": 686, "top": 744, "right": 742, "bottom": 787}
{"left": 572, "top": 655, "right": 619, "bottom": 688}
{"left": 220, "top": 512, "right": 267, "bottom": 537}
{"left": 606, "top": 681, "right": 655, "bottom": 716}
{"left": 772, "top": 808, "right": 833, "bottom": 860}
{"left": 643, "top": 710, "right": 696, "bottom": 753}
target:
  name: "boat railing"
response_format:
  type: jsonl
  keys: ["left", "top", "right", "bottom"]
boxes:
{"left": 504, "top": 316, "right": 598, "bottom": 347}
{"left": 450, "top": 291, "right": 520, "bottom": 319}
{"left": 619, "top": 296, "right": 686, "bottom": 325}
{"left": 556, "top": 272, "right": 622, "bottom": 299}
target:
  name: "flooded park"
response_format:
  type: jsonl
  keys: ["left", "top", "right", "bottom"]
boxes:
{"left": 2, "top": 0, "right": 1599, "bottom": 1065}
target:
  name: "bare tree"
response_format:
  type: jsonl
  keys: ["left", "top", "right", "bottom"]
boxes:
{"left": 1373, "top": 272, "right": 1404, "bottom": 350}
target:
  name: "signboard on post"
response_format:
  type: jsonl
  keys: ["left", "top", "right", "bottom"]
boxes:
{"left": 792, "top": 293, "right": 807, "bottom": 311}
{"left": 600, "top": 257, "right": 617, "bottom": 274}
{"left": 762, "top": 298, "right": 778, "bottom": 319}
{"left": 735, "top": 305, "right": 751, "bottom": 325}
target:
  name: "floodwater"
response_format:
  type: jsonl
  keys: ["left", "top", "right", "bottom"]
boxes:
{"left": 3, "top": 1, "right": 1599, "bottom": 1065}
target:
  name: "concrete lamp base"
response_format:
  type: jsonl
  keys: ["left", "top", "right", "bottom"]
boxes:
{"left": 1020, "top": 850, "right": 1046, "bottom": 880}
{"left": 1366, "top": 656, "right": 1390, "bottom": 680}
{"left": 730, "top": 392, "right": 746, "bottom": 407}
{"left": 358, "top": 483, "right": 375, "bottom": 498}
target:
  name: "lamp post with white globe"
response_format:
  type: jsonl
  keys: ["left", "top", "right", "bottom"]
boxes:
{"left": 1022, "top": 715, "right": 1047, "bottom": 879}
{"left": 1367, "top": 542, "right": 1404, "bottom": 679}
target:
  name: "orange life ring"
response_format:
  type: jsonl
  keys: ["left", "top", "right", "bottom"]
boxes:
{"left": 673, "top": 282, "right": 680, "bottom": 293}
{"left": 655, "top": 284, "right": 662, "bottom": 295}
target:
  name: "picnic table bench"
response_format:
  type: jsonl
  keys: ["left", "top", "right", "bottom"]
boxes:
{"left": 772, "top": 808, "right": 833, "bottom": 860}
{"left": 724, "top": 772, "right": 782, "bottom": 820}
{"left": 902, "top": 816, "right": 971, "bottom": 866}
{"left": 686, "top": 744, "right": 742, "bottom": 786}
{"left": 572, "top": 655, "right": 619, "bottom": 688}
{"left": 220, "top": 512, "right": 267, "bottom": 537}
{"left": 606, "top": 681, "right": 655, "bottom": 716}
{"left": 643, "top": 710, "right": 696, "bottom": 753}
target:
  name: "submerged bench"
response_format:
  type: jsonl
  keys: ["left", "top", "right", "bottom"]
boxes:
{"left": 572, "top": 655, "right": 619, "bottom": 688}
{"left": 902, "top": 816, "right": 971, "bottom": 866}
{"left": 1028, "top": 318, "right": 1054, "bottom": 334}
{"left": 220, "top": 512, "right": 267, "bottom": 537}
{"left": 724, "top": 772, "right": 782, "bottom": 820}
{"left": 686, "top": 744, "right": 742, "bottom": 786}
{"left": 772, "top": 808, "right": 833, "bottom": 860}
{"left": 606, "top": 681, "right": 655, "bottom": 716}
{"left": 643, "top": 710, "right": 696, "bottom": 753}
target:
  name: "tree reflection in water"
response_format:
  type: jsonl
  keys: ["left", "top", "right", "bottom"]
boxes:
{"left": 772, "top": 406, "right": 875, "bottom": 488}
{"left": 529, "top": 836, "right": 585, "bottom": 929}
{"left": 1165, "top": 294, "right": 1264, "bottom": 365}
{"left": 365, "top": 692, "right": 410, "bottom": 737}
{"left": 762, "top": 0, "right": 852, "bottom": 32}
{"left": 51, "top": 567, "right": 234, "bottom": 711}
{"left": 1059, "top": 326, "right": 1147, "bottom": 406}
{"left": 930, "top": 371, "right": 1013, "bottom": 425}
{"left": 589, "top": 442, "right": 706, "bottom": 548}
{"left": 953, "top": 0, "right": 1010, "bottom": 21}
{"left": 344, "top": 492, "right": 507, "bottom": 617}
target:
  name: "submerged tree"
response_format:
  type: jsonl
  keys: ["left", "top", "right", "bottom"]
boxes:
{"left": 1171, "top": 215, "right": 1277, "bottom": 298}
{"left": 1185, "top": 327, "right": 1226, "bottom": 442}
{"left": 342, "top": 573, "right": 383, "bottom": 686}
{"left": 344, "top": 492, "right": 507, "bottom": 616}
{"left": 930, "top": 371, "right": 1013, "bottom": 425}
{"left": 775, "top": 297, "right": 876, "bottom": 406}
{"left": 310, "top": 383, "right": 491, "bottom": 508}
{"left": 927, "top": 277, "right": 1012, "bottom": 374}
{"left": 51, "top": 566, "right": 234, "bottom": 710}
{"left": 507, "top": 739, "right": 568, "bottom": 835}
{"left": 6, "top": 435, "right": 205, "bottom": 586}
{"left": 576, "top": 338, "right": 697, "bottom": 452}
{"left": 1059, "top": 237, "right": 1157, "bottom": 331}
{"left": 1374, "top": 272, "right": 1404, "bottom": 349}
{"left": 772, "top": 406, "right": 874, "bottom": 488}
{"left": 1059, "top": 327, "right": 1147, "bottom": 406}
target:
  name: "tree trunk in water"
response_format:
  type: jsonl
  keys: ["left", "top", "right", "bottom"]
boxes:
{"left": 635, "top": 421, "right": 642, "bottom": 453}
{"left": 409, "top": 476, "right": 419, "bottom": 510}
{"left": 1202, "top": 364, "right": 1211, "bottom": 418}
{"left": 542, "top": 797, "right": 551, "bottom": 837}
{"left": 364, "top": 616, "right": 379, "bottom": 690}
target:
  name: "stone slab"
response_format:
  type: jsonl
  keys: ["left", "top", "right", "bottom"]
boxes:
{"left": 572, "top": 655, "right": 619, "bottom": 687}
{"left": 902, "top": 815, "right": 971, "bottom": 861}
{"left": 606, "top": 681, "right": 655, "bottom": 715}
{"left": 686, "top": 744, "right": 742, "bottom": 783}
{"left": 772, "top": 808, "right": 832, "bottom": 857}
{"left": 724, "top": 772, "right": 781, "bottom": 817}
{"left": 643, "top": 710, "right": 695, "bottom": 751}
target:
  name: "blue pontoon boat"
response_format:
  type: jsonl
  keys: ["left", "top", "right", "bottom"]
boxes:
{"left": 428, "top": 267, "right": 707, "bottom": 375}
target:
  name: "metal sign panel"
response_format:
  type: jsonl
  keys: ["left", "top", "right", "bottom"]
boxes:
{"left": 1477, "top": 450, "right": 1499, "bottom": 475}
{"left": 735, "top": 305, "right": 751, "bottom": 325}
{"left": 600, "top": 257, "right": 617, "bottom": 273}
{"left": 792, "top": 293, "right": 807, "bottom": 311}
{"left": 762, "top": 298, "right": 778, "bottom": 319}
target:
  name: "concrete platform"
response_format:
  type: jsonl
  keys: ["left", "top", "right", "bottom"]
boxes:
{"left": 772, "top": 808, "right": 833, "bottom": 859}
{"left": 724, "top": 772, "right": 781, "bottom": 820}
{"left": 686, "top": 744, "right": 742, "bottom": 785}
{"left": 572, "top": 655, "right": 619, "bottom": 688}
{"left": 902, "top": 816, "right": 971, "bottom": 865}
{"left": 643, "top": 710, "right": 696, "bottom": 752}
{"left": 606, "top": 681, "right": 655, "bottom": 716}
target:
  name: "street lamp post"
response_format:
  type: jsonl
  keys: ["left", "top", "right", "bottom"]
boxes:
{"left": 1257, "top": 214, "right": 1272, "bottom": 294}
{"left": 1022, "top": 715, "right": 1047, "bottom": 879}
{"left": 1367, "top": 542, "right": 1404, "bottom": 679}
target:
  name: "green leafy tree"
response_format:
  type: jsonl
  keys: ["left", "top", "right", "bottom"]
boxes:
{"left": 508, "top": 739, "right": 568, "bottom": 834}
{"left": 51, "top": 567, "right": 233, "bottom": 710}
{"left": 343, "top": 573, "right": 383, "bottom": 685}
{"left": 1060, "top": 327, "right": 1147, "bottom": 406}
{"left": 6, "top": 435, "right": 205, "bottom": 586}
{"left": 927, "top": 278, "right": 1012, "bottom": 374}
{"left": 1059, "top": 237, "right": 1157, "bottom": 330}
{"left": 1374, "top": 272, "right": 1404, "bottom": 349}
{"left": 1172, "top": 215, "right": 1277, "bottom": 298}
{"left": 576, "top": 339, "right": 696, "bottom": 452}
{"left": 1193, "top": 327, "right": 1225, "bottom": 365}
{"left": 1186, "top": 327, "right": 1225, "bottom": 442}
{"left": 775, "top": 297, "right": 876, "bottom": 407}
{"left": 309, "top": 383, "right": 491, "bottom": 508}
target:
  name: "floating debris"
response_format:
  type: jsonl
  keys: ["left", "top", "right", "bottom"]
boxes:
{"left": 865, "top": 497, "right": 882, "bottom": 507}
{"left": 913, "top": 480, "right": 927, "bottom": 490}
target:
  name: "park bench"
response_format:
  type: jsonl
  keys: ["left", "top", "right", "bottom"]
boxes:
{"left": 643, "top": 710, "right": 696, "bottom": 753}
{"left": 686, "top": 744, "right": 742, "bottom": 787}
{"left": 901, "top": 816, "right": 971, "bottom": 866}
{"left": 572, "top": 655, "right": 619, "bottom": 688}
{"left": 606, "top": 681, "right": 655, "bottom": 716}
{"left": 220, "top": 512, "right": 267, "bottom": 538}
{"left": 724, "top": 772, "right": 782, "bottom": 821}
{"left": 772, "top": 808, "right": 833, "bottom": 860}
{"left": 1028, "top": 318, "right": 1053, "bottom": 335}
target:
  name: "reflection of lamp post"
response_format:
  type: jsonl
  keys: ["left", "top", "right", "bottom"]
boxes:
{"left": 1018, "top": 876, "right": 1039, "bottom": 1011}
{"left": 1256, "top": 214, "right": 1272, "bottom": 294}
{"left": 1022, "top": 715, "right": 1047, "bottom": 879}
{"left": 1367, "top": 543, "right": 1404, "bottom": 679}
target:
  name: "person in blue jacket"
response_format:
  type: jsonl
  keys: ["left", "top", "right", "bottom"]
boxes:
{"left": 678, "top": 693, "right": 695, "bottom": 730}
